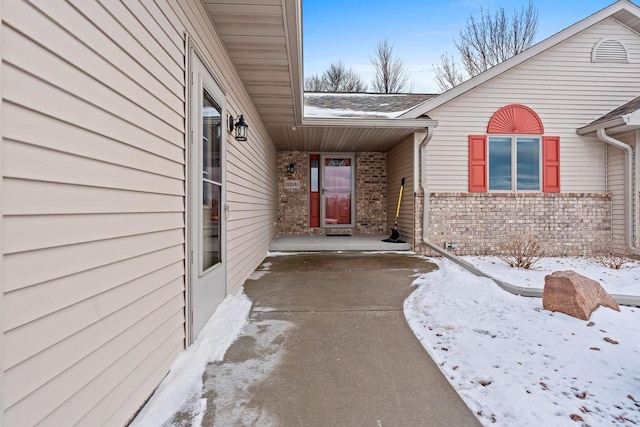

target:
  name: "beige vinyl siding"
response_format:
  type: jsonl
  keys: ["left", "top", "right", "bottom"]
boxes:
{"left": 0, "top": 1, "right": 5, "bottom": 424}
{"left": 608, "top": 132, "right": 635, "bottom": 253}
{"left": 426, "top": 18, "right": 640, "bottom": 192}
{"left": 2, "top": 1, "right": 276, "bottom": 426}
{"left": 387, "top": 134, "right": 416, "bottom": 246}
{"left": 2, "top": 0, "right": 187, "bottom": 424}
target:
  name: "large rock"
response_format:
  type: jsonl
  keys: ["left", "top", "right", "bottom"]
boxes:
{"left": 543, "top": 270, "right": 620, "bottom": 320}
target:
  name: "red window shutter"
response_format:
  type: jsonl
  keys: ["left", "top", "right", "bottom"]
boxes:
{"left": 543, "top": 136, "right": 560, "bottom": 193}
{"left": 469, "top": 135, "right": 487, "bottom": 192}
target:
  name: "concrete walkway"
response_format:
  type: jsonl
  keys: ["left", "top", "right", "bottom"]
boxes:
{"left": 199, "top": 253, "right": 481, "bottom": 426}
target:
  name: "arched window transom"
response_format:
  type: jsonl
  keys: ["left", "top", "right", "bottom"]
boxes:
{"left": 487, "top": 104, "right": 544, "bottom": 134}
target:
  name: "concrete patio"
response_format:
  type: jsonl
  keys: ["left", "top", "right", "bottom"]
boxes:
{"left": 195, "top": 252, "right": 481, "bottom": 426}
{"left": 269, "top": 234, "right": 412, "bottom": 252}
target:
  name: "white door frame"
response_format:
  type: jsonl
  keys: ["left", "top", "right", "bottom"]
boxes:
{"left": 187, "top": 46, "right": 227, "bottom": 344}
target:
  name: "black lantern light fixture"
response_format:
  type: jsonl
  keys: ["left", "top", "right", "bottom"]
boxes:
{"left": 287, "top": 162, "right": 295, "bottom": 173}
{"left": 228, "top": 114, "right": 249, "bottom": 142}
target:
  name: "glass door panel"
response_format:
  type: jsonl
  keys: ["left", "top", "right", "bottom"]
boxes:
{"left": 321, "top": 156, "right": 354, "bottom": 227}
{"left": 201, "top": 89, "right": 222, "bottom": 272}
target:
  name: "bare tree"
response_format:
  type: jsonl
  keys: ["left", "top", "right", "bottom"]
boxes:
{"left": 370, "top": 39, "right": 411, "bottom": 93}
{"left": 304, "top": 74, "right": 324, "bottom": 91}
{"left": 434, "top": 1, "right": 538, "bottom": 92}
{"left": 433, "top": 53, "right": 465, "bottom": 93}
{"left": 323, "top": 61, "right": 367, "bottom": 92}
{"left": 304, "top": 61, "right": 367, "bottom": 92}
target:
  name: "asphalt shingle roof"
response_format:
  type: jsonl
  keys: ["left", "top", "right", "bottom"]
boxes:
{"left": 304, "top": 93, "right": 437, "bottom": 118}
{"left": 584, "top": 95, "right": 640, "bottom": 128}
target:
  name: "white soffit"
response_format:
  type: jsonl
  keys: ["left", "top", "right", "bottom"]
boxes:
{"left": 202, "top": 0, "right": 303, "bottom": 127}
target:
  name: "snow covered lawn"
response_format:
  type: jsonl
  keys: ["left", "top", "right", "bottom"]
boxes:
{"left": 468, "top": 256, "right": 640, "bottom": 296}
{"left": 405, "top": 258, "right": 640, "bottom": 426}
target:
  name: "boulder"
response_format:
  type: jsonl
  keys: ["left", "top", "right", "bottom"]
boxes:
{"left": 543, "top": 270, "right": 620, "bottom": 320}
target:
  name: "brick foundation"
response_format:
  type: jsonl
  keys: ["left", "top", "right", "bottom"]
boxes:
{"left": 277, "top": 151, "right": 387, "bottom": 235}
{"left": 417, "top": 192, "right": 611, "bottom": 256}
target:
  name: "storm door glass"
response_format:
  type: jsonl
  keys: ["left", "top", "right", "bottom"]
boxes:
{"left": 323, "top": 158, "right": 352, "bottom": 225}
{"left": 202, "top": 89, "right": 222, "bottom": 271}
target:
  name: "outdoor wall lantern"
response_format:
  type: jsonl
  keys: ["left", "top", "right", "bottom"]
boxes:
{"left": 228, "top": 114, "right": 249, "bottom": 142}
{"left": 287, "top": 163, "right": 295, "bottom": 173}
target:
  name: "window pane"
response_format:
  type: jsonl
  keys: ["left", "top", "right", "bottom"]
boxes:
{"left": 517, "top": 138, "right": 540, "bottom": 190}
{"left": 203, "top": 90, "right": 221, "bottom": 183}
{"left": 324, "top": 158, "right": 351, "bottom": 191}
{"left": 310, "top": 158, "right": 319, "bottom": 192}
{"left": 489, "top": 137, "right": 512, "bottom": 190}
{"left": 202, "top": 181, "right": 221, "bottom": 271}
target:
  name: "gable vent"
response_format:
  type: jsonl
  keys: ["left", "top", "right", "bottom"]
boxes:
{"left": 592, "top": 38, "right": 629, "bottom": 63}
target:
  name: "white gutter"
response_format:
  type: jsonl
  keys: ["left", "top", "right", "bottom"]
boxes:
{"left": 596, "top": 128, "right": 640, "bottom": 256}
{"left": 578, "top": 111, "right": 640, "bottom": 136}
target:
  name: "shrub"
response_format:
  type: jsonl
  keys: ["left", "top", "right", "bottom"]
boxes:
{"left": 497, "top": 233, "right": 544, "bottom": 269}
{"left": 592, "top": 238, "right": 629, "bottom": 270}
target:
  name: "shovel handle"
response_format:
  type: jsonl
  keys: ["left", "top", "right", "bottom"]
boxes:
{"left": 395, "top": 178, "right": 405, "bottom": 218}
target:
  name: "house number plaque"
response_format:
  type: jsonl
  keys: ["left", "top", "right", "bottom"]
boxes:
{"left": 284, "top": 180, "right": 301, "bottom": 190}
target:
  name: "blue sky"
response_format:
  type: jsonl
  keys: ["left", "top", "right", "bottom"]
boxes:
{"left": 303, "top": 0, "right": 616, "bottom": 93}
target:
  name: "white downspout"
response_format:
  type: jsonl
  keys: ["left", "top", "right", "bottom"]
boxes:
{"left": 418, "top": 127, "right": 434, "bottom": 244}
{"left": 596, "top": 128, "right": 640, "bottom": 255}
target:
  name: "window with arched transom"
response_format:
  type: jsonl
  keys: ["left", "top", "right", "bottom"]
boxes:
{"left": 469, "top": 104, "right": 560, "bottom": 193}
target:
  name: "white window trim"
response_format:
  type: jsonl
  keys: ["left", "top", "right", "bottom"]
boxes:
{"left": 488, "top": 135, "right": 543, "bottom": 193}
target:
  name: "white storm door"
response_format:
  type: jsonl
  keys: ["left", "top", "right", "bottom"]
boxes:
{"left": 190, "top": 51, "right": 226, "bottom": 342}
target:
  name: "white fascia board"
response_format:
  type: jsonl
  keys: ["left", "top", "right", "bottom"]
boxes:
{"left": 577, "top": 118, "right": 628, "bottom": 135}
{"left": 284, "top": 0, "right": 304, "bottom": 125}
{"left": 301, "top": 117, "right": 437, "bottom": 129}
{"left": 401, "top": 1, "right": 637, "bottom": 119}
{"left": 625, "top": 110, "right": 640, "bottom": 126}
{"left": 578, "top": 109, "right": 640, "bottom": 135}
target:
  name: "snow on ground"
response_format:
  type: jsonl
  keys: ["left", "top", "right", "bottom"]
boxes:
{"left": 405, "top": 258, "right": 640, "bottom": 426}
{"left": 130, "top": 291, "right": 252, "bottom": 427}
{"left": 468, "top": 256, "right": 640, "bottom": 296}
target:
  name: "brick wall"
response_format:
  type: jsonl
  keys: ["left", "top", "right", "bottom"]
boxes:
{"left": 277, "top": 151, "right": 310, "bottom": 234}
{"left": 417, "top": 192, "right": 612, "bottom": 256}
{"left": 355, "top": 152, "right": 387, "bottom": 234}
{"left": 276, "top": 151, "right": 387, "bottom": 234}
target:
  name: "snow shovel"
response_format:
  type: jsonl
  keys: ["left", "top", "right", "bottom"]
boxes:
{"left": 383, "top": 177, "right": 405, "bottom": 243}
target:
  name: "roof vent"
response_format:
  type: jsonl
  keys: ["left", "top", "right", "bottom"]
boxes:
{"left": 592, "top": 38, "right": 629, "bottom": 63}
